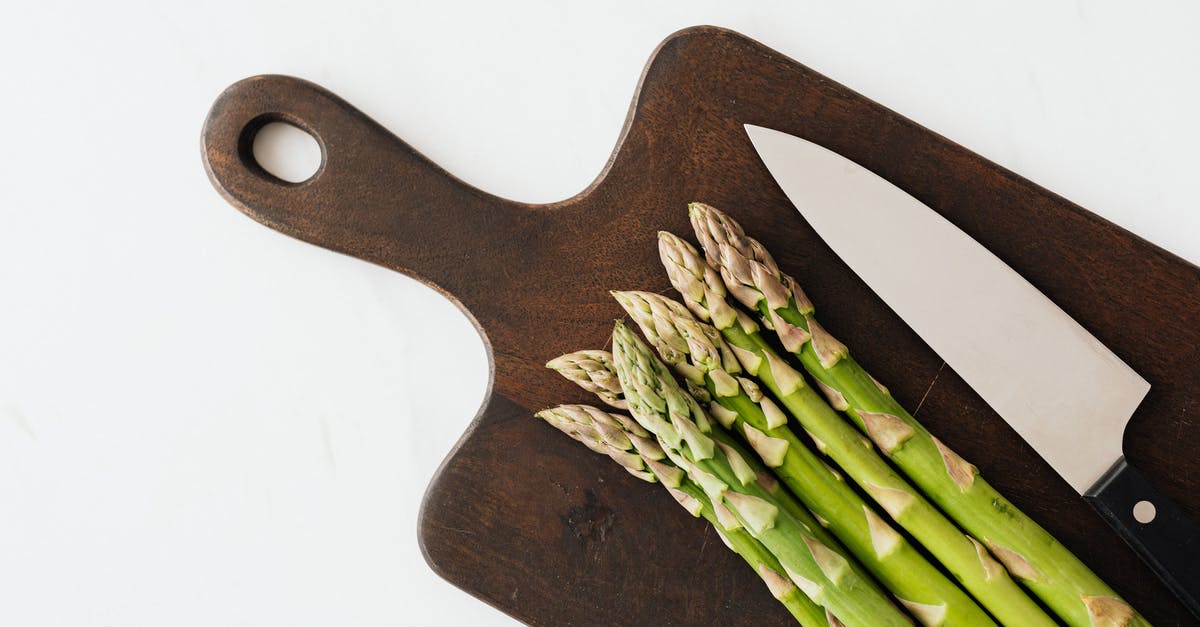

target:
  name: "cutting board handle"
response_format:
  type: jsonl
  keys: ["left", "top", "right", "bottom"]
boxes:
{"left": 200, "top": 74, "right": 519, "bottom": 296}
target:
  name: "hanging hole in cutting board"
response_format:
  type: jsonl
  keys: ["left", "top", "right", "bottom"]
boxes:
{"left": 237, "top": 115, "right": 324, "bottom": 185}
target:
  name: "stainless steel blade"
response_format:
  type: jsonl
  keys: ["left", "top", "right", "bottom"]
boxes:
{"left": 745, "top": 124, "right": 1150, "bottom": 493}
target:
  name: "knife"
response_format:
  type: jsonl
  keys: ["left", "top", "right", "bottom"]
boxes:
{"left": 745, "top": 124, "right": 1200, "bottom": 615}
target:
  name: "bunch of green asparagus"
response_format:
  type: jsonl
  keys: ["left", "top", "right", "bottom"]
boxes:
{"left": 537, "top": 203, "right": 1146, "bottom": 626}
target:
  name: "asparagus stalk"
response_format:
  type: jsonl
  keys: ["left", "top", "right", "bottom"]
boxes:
{"left": 659, "top": 230, "right": 1057, "bottom": 626}
{"left": 549, "top": 350, "right": 851, "bottom": 559}
{"left": 546, "top": 350, "right": 628, "bottom": 410}
{"left": 537, "top": 404, "right": 833, "bottom": 627}
{"left": 689, "top": 202, "right": 1147, "bottom": 627}
{"left": 611, "top": 321, "right": 912, "bottom": 627}
{"left": 616, "top": 290, "right": 995, "bottom": 627}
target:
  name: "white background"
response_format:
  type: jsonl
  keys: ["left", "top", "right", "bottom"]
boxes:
{"left": 2, "top": 2, "right": 1198, "bottom": 625}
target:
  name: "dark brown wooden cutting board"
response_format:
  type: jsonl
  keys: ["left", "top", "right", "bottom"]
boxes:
{"left": 201, "top": 26, "right": 1199, "bottom": 626}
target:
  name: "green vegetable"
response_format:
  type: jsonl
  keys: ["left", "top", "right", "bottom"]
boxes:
{"left": 658, "top": 229, "right": 1057, "bottom": 626}
{"left": 612, "top": 321, "right": 911, "bottom": 627}
{"left": 537, "top": 404, "right": 833, "bottom": 627}
{"left": 689, "top": 202, "right": 1147, "bottom": 627}
{"left": 616, "top": 290, "right": 996, "bottom": 626}
{"left": 546, "top": 350, "right": 627, "bottom": 410}
{"left": 548, "top": 349, "right": 853, "bottom": 570}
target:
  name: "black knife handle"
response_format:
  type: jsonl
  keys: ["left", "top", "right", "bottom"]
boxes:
{"left": 1084, "top": 457, "right": 1200, "bottom": 617}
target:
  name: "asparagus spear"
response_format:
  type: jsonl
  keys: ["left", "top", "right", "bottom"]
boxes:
{"left": 612, "top": 321, "right": 912, "bottom": 627}
{"left": 537, "top": 404, "right": 834, "bottom": 627}
{"left": 546, "top": 350, "right": 628, "bottom": 410}
{"left": 659, "top": 230, "right": 1057, "bottom": 626}
{"left": 549, "top": 350, "right": 851, "bottom": 558}
{"left": 689, "top": 202, "right": 1147, "bottom": 627}
{"left": 615, "top": 290, "right": 995, "bottom": 627}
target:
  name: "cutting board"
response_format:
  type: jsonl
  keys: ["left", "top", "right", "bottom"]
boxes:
{"left": 201, "top": 26, "right": 1199, "bottom": 625}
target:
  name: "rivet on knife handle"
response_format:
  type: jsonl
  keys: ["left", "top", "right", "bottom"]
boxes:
{"left": 1085, "top": 457, "right": 1200, "bottom": 616}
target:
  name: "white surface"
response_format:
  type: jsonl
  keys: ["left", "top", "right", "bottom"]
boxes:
{"left": 748, "top": 124, "right": 1150, "bottom": 493}
{"left": 1, "top": 2, "right": 1197, "bottom": 625}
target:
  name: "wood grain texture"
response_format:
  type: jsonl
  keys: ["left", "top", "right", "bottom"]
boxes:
{"left": 201, "top": 26, "right": 1199, "bottom": 626}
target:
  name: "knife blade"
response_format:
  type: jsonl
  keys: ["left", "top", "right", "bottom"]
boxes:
{"left": 745, "top": 123, "right": 1199, "bottom": 615}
